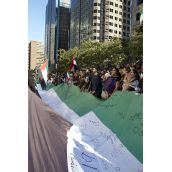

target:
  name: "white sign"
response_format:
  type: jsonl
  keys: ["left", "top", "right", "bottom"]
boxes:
{"left": 67, "top": 112, "right": 143, "bottom": 172}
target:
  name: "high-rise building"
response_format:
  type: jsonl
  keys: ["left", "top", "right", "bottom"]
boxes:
{"left": 28, "top": 41, "right": 45, "bottom": 70}
{"left": 131, "top": 0, "right": 143, "bottom": 32}
{"left": 56, "top": 1, "right": 70, "bottom": 53}
{"left": 70, "top": 0, "right": 131, "bottom": 48}
{"left": 45, "top": 0, "right": 70, "bottom": 70}
{"left": 45, "top": 0, "right": 56, "bottom": 68}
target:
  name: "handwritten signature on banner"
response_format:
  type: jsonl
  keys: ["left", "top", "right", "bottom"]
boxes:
{"left": 67, "top": 112, "right": 143, "bottom": 172}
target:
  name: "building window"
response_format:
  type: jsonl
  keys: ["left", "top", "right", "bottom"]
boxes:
{"left": 119, "top": 12, "right": 122, "bottom": 15}
{"left": 127, "top": 14, "right": 130, "bottom": 18}
{"left": 94, "top": 16, "right": 100, "bottom": 20}
{"left": 110, "top": 9, "right": 113, "bottom": 12}
{"left": 119, "top": 18, "right": 122, "bottom": 22}
{"left": 115, "top": 24, "right": 118, "bottom": 27}
{"left": 115, "top": 4, "right": 118, "bottom": 7}
{"left": 127, "top": 20, "right": 130, "bottom": 24}
{"left": 124, "top": 6, "right": 126, "bottom": 10}
{"left": 119, "top": 31, "right": 121, "bottom": 35}
{"left": 123, "top": 26, "right": 126, "bottom": 30}
{"left": 123, "top": 19, "right": 126, "bottom": 23}
{"left": 110, "top": 2, "right": 114, "bottom": 5}
{"left": 136, "top": 13, "right": 140, "bottom": 21}
{"left": 109, "top": 29, "right": 113, "bottom": 33}
{"left": 128, "top": 1, "right": 130, "bottom": 6}
{"left": 94, "top": 3, "right": 100, "bottom": 6}
{"left": 110, "top": 15, "right": 113, "bottom": 19}
{"left": 93, "top": 30, "right": 96, "bottom": 33}
{"left": 97, "top": 30, "right": 100, "bottom": 33}
{"left": 109, "top": 36, "right": 112, "bottom": 39}
{"left": 123, "top": 32, "right": 126, "bottom": 36}
{"left": 114, "top": 30, "right": 117, "bottom": 34}
{"left": 94, "top": 36, "right": 96, "bottom": 40}
{"left": 119, "top": 5, "right": 122, "bottom": 9}
{"left": 94, "top": 9, "right": 100, "bottom": 13}
{"left": 128, "top": 8, "right": 130, "bottom": 12}
{"left": 93, "top": 23, "right": 101, "bottom": 26}
{"left": 109, "top": 22, "right": 113, "bottom": 26}
{"left": 115, "top": 17, "right": 118, "bottom": 20}
{"left": 124, "top": 0, "right": 127, "bottom": 4}
{"left": 119, "top": 25, "right": 122, "bottom": 28}
{"left": 123, "top": 12, "right": 126, "bottom": 17}
{"left": 115, "top": 10, "right": 118, "bottom": 14}
{"left": 127, "top": 27, "right": 130, "bottom": 31}
{"left": 120, "top": 0, "right": 122, "bottom": 2}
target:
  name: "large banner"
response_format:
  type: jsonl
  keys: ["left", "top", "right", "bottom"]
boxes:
{"left": 67, "top": 112, "right": 143, "bottom": 172}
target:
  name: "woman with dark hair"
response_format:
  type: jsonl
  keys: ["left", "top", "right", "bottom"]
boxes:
{"left": 79, "top": 71, "right": 86, "bottom": 91}
{"left": 102, "top": 67, "right": 120, "bottom": 97}
{"left": 123, "top": 68, "right": 140, "bottom": 91}
{"left": 119, "top": 66, "right": 131, "bottom": 91}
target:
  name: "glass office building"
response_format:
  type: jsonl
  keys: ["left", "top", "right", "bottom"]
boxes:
{"left": 45, "top": 0, "right": 56, "bottom": 67}
{"left": 45, "top": 0, "right": 70, "bottom": 69}
{"left": 56, "top": 2, "right": 70, "bottom": 54}
{"left": 70, "top": 0, "right": 94, "bottom": 48}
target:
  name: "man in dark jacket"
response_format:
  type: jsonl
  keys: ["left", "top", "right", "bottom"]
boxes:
{"left": 39, "top": 75, "right": 46, "bottom": 90}
{"left": 90, "top": 68, "right": 102, "bottom": 99}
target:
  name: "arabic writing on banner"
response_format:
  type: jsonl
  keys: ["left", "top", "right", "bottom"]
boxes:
{"left": 67, "top": 112, "right": 143, "bottom": 172}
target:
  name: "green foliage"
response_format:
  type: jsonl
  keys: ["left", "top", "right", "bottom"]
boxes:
{"left": 57, "top": 31, "right": 143, "bottom": 73}
{"left": 128, "top": 31, "right": 143, "bottom": 62}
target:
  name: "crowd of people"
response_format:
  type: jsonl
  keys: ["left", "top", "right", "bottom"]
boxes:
{"left": 42, "top": 61, "right": 143, "bottom": 100}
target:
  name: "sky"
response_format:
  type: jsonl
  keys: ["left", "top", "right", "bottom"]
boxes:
{"left": 28, "top": 0, "right": 48, "bottom": 44}
{"left": 28, "top": 0, "right": 70, "bottom": 44}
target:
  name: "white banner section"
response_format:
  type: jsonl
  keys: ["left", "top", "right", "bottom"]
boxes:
{"left": 38, "top": 87, "right": 79, "bottom": 124}
{"left": 67, "top": 112, "right": 143, "bottom": 172}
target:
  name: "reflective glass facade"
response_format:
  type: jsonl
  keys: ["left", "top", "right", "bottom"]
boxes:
{"left": 70, "top": 0, "right": 81, "bottom": 48}
{"left": 45, "top": 0, "right": 56, "bottom": 67}
{"left": 56, "top": 5, "right": 70, "bottom": 53}
{"left": 80, "top": 0, "right": 94, "bottom": 42}
{"left": 45, "top": 0, "right": 70, "bottom": 69}
{"left": 70, "top": 0, "right": 94, "bottom": 48}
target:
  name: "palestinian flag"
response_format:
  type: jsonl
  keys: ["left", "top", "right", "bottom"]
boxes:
{"left": 35, "top": 84, "right": 143, "bottom": 172}
{"left": 69, "top": 57, "right": 77, "bottom": 72}
{"left": 40, "top": 60, "right": 48, "bottom": 83}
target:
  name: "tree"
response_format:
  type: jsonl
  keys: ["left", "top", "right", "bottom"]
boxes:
{"left": 57, "top": 32, "right": 143, "bottom": 73}
{"left": 127, "top": 30, "right": 143, "bottom": 63}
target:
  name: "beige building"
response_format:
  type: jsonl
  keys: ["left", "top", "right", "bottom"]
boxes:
{"left": 93, "top": 0, "right": 131, "bottom": 41}
{"left": 28, "top": 41, "right": 45, "bottom": 70}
